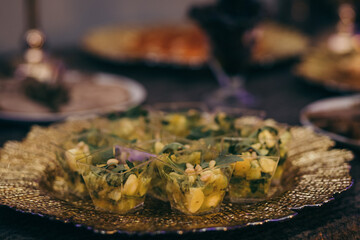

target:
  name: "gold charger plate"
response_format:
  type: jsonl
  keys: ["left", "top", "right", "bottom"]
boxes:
{"left": 0, "top": 120, "right": 353, "bottom": 235}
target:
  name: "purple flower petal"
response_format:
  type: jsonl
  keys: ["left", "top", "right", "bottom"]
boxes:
{"left": 114, "top": 145, "right": 156, "bottom": 163}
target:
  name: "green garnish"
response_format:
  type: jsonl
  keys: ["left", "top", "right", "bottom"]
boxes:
{"left": 107, "top": 106, "right": 148, "bottom": 120}
{"left": 126, "top": 160, "right": 135, "bottom": 169}
{"left": 160, "top": 142, "right": 185, "bottom": 154}
{"left": 187, "top": 126, "right": 212, "bottom": 140}
{"left": 212, "top": 155, "right": 243, "bottom": 167}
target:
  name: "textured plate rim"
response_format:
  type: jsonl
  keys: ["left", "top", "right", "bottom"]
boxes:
{"left": 0, "top": 180, "right": 353, "bottom": 236}
{"left": 0, "top": 124, "right": 354, "bottom": 236}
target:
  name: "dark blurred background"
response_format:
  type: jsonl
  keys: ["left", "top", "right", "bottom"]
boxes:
{"left": 0, "top": 0, "right": 212, "bottom": 54}
{"left": 0, "top": 0, "right": 349, "bottom": 54}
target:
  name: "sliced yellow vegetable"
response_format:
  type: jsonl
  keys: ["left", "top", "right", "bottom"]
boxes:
{"left": 138, "top": 177, "right": 151, "bottom": 196}
{"left": 259, "top": 158, "right": 276, "bottom": 173}
{"left": 186, "top": 187, "right": 204, "bottom": 213}
{"left": 251, "top": 143, "right": 261, "bottom": 150}
{"left": 166, "top": 114, "right": 188, "bottom": 136}
{"left": 258, "top": 130, "right": 277, "bottom": 148}
{"left": 214, "top": 174, "right": 228, "bottom": 189}
{"left": 154, "top": 141, "right": 165, "bottom": 154}
{"left": 233, "top": 158, "right": 251, "bottom": 177}
{"left": 108, "top": 189, "right": 122, "bottom": 201}
{"left": 115, "top": 118, "right": 135, "bottom": 137}
{"left": 122, "top": 174, "right": 139, "bottom": 196}
{"left": 188, "top": 151, "right": 201, "bottom": 165}
{"left": 246, "top": 160, "right": 262, "bottom": 180}
{"left": 203, "top": 192, "right": 222, "bottom": 208}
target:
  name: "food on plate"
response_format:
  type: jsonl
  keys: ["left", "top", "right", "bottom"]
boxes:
{"left": 83, "top": 22, "right": 308, "bottom": 66}
{"left": 83, "top": 24, "right": 209, "bottom": 66}
{"left": 106, "top": 106, "right": 155, "bottom": 142}
{"left": 77, "top": 145, "right": 155, "bottom": 213}
{"left": 135, "top": 137, "right": 208, "bottom": 202}
{"left": 296, "top": 36, "right": 360, "bottom": 91}
{"left": 22, "top": 76, "right": 69, "bottom": 112}
{"left": 306, "top": 106, "right": 360, "bottom": 141}
{"left": 252, "top": 22, "right": 309, "bottom": 64}
{"left": 158, "top": 152, "right": 234, "bottom": 215}
{"left": 47, "top": 105, "right": 292, "bottom": 214}
{"left": 52, "top": 129, "right": 128, "bottom": 198}
{"left": 220, "top": 136, "right": 280, "bottom": 202}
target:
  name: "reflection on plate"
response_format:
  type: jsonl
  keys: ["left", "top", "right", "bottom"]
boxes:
{"left": 81, "top": 22, "right": 309, "bottom": 67}
{"left": 0, "top": 70, "right": 146, "bottom": 122}
{"left": 300, "top": 95, "right": 360, "bottom": 149}
{"left": 0, "top": 121, "right": 352, "bottom": 235}
{"left": 295, "top": 37, "right": 360, "bottom": 92}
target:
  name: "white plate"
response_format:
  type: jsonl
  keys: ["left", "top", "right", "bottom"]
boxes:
{"left": 0, "top": 70, "right": 146, "bottom": 122}
{"left": 300, "top": 94, "right": 360, "bottom": 149}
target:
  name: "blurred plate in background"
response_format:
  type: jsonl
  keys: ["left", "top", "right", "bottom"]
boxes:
{"left": 81, "top": 22, "right": 309, "bottom": 68}
{"left": 81, "top": 23, "right": 209, "bottom": 68}
{"left": 300, "top": 94, "right": 360, "bottom": 149}
{"left": 0, "top": 70, "right": 146, "bottom": 122}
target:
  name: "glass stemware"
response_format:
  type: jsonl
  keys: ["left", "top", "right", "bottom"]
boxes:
{"left": 189, "top": 0, "right": 262, "bottom": 108}
{"left": 206, "top": 58, "right": 256, "bottom": 108}
{"left": 14, "top": 0, "right": 68, "bottom": 112}
{"left": 17, "top": 0, "right": 62, "bottom": 81}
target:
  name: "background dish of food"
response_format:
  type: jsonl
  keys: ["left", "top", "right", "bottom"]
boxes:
{"left": 0, "top": 70, "right": 146, "bottom": 122}
{"left": 295, "top": 37, "right": 360, "bottom": 92}
{"left": 81, "top": 22, "right": 309, "bottom": 67}
{"left": 300, "top": 94, "right": 360, "bottom": 149}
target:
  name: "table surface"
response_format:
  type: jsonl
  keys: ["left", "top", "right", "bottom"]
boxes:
{"left": 0, "top": 49, "right": 359, "bottom": 240}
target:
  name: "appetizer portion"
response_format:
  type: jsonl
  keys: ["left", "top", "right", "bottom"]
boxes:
{"left": 295, "top": 38, "right": 360, "bottom": 92}
{"left": 45, "top": 105, "right": 292, "bottom": 214}
{"left": 217, "top": 115, "right": 291, "bottom": 183}
{"left": 78, "top": 145, "right": 155, "bottom": 214}
{"left": 136, "top": 138, "right": 200, "bottom": 202}
{"left": 154, "top": 105, "right": 265, "bottom": 140}
{"left": 52, "top": 129, "right": 128, "bottom": 198}
{"left": 259, "top": 120, "right": 292, "bottom": 182}
{"left": 157, "top": 109, "right": 211, "bottom": 139}
{"left": 158, "top": 150, "right": 235, "bottom": 215}
{"left": 220, "top": 136, "right": 280, "bottom": 202}
{"left": 106, "top": 107, "right": 154, "bottom": 142}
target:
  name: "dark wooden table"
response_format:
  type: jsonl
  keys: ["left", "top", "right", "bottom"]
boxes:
{"left": 0, "top": 49, "right": 359, "bottom": 240}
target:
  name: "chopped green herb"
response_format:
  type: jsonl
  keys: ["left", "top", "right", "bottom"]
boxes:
{"left": 126, "top": 160, "right": 135, "bottom": 169}
{"left": 161, "top": 120, "right": 170, "bottom": 125}
{"left": 260, "top": 126, "right": 278, "bottom": 135}
{"left": 187, "top": 126, "right": 212, "bottom": 140}
{"left": 106, "top": 173, "right": 122, "bottom": 187}
{"left": 160, "top": 142, "right": 185, "bottom": 154}
{"left": 107, "top": 106, "right": 148, "bottom": 120}
{"left": 214, "top": 155, "right": 243, "bottom": 167}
